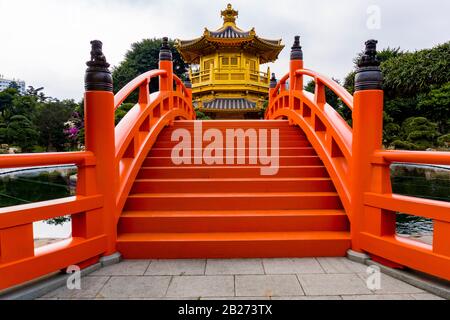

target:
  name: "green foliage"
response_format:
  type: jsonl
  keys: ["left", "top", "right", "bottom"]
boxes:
{"left": 258, "top": 100, "right": 268, "bottom": 119}
{"left": 112, "top": 38, "right": 188, "bottom": 102}
{"left": 195, "top": 110, "right": 211, "bottom": 120}
{"left": 305, "top": 79, "right": 352, "bottom": 123}
{"left": 4, "top": 115, "right": 39, "bottom": 152}
{"left": 343, "top": 42, "right": 450, "bottom": 150}
{"left": 391, "top": 117, "right": 440, "bottom": 150}
{"left": 0, "top": 86, "right": 82, "bottom": 152}
{"left": 382, "top": 43, "right": 450, "bottom": 97}
{"left": 115, "top": 103, "right": 135, "bottom": 125}
{"left": 437, "top": 133, "right": 450, "bottom": 148}
{"left": 35, "top": 100, "right": 77, "bottom": 151}
{"left": 0, "top": 88, "right": 18, "bottom": 119}
{"left": 417, "top": 82, "right": 450, "bottom": 133}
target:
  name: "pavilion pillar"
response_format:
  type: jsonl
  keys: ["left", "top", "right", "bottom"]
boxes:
{"left": 350, "top": 40, "right": 385, "bottom": 252}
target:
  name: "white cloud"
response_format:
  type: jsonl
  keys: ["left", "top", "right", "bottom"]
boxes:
{"left": 0, "top": 0, "right": 448, "bottom": 100}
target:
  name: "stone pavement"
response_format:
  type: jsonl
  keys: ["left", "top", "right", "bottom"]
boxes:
{"left": 37, "top": 257, "right": 444, "bottom": 300}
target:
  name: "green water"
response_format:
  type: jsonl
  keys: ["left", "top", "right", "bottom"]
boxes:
{"left": 0, "top": 167, "right": 77, "bottom": 207}
{"left": 0, "top": 164, "right": 448, "bottom": 235}
{"left": 392, "top": 164, "right": 449, "bottom": 235}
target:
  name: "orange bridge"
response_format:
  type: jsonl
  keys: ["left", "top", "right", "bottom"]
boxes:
{"left": 0, "top": 37, "right": 449, "bottom": 291}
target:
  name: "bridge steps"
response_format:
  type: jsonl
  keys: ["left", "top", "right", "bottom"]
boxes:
{"left": 153, "top": 140, "right": 311, "bottom": 148}
{"left": 117, "top": 120, "right": 351, "bottom": 259}
{"left": 131, "top": 178, "right": 336, "bottom": 193}
{"left": 149, "top": 147, "right": 318, "bottom": 157}
{"left": 138, "top": 166, "right": 330, "bottom": 179}
{"left": 117, "top": 231, "right": 351, "bottom": 259}
{"left": 118, "top": 210, "right": 349, "bottom": 233}
{"left": 125, "top": 192, "right": 342, "bottom": 211}
{"left": 143, "top": 156, "right": 323, "bottom": 167}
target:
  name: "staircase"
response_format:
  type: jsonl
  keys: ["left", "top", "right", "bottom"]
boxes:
{"left": 117, "top": 120, "right": 351, "bottom": 258}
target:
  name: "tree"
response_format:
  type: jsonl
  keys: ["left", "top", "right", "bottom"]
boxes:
{"left": 115, "top": 103, "right": 135, "bottom": 125}
{"left": 7, "top": 81, "right": 21, "bottom": 91}
{"left": 26, "top": 86, "right": 48, "bottom": 102}
{"left": 195, "top": 110, "right": 211, "bottom": 120}
{"left": 305, "top": 78, "right": 351, "bottom": 123}
{"left": 12, "top": 94, "right": 39, "bottom": 118}
{"left": 391, "top": 117, "right": 440, "bottom": 150}
{"left": 343, "top": 42, "right": 450, "bottom": 150}
{"left": 112, "top": 38, "right": 188, "bottom": 102}
{"left": 0, "top": 88, "right": 18, "bottom": 119}
{"left": 417, "top": 82, "right": 450, "bottom": 133}
{"left": 5, "top": 115, "right": 39, "bottom": 152}
{"left": 34, "top": 100, "right": 78, "bottom": 151}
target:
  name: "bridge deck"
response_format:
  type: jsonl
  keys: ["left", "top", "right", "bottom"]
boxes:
{"left": 37, "top": 258, "right": 442, "bottom": 300}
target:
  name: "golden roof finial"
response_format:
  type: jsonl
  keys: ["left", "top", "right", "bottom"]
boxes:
{"left": 221, "top": 3, "right": 238, "bottom": 24}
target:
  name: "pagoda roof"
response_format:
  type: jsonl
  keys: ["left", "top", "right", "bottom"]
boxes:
{"left": 176, "top": 4, "right": 284, "bottom": 64}
{"left": 201, "top": 98, "right": 258, "bottom": 111}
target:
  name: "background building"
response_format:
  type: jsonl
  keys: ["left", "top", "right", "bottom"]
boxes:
{"left": 0, "top": 75, "right": 26, "bottom": 94}
{"left": 176, "top": 4, "right": 284, "bottom": 119}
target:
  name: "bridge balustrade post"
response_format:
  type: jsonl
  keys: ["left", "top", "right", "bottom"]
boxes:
{"left": 184, "top": 76, "right": 193, "bottom": 117}
{"left": 290, "top": 36, "right": 304, "bottom": 94}
{"left": 159, "top": 37, "right": 174, "bottom": 111}
{"left": 268, "top": 73, "right": 278, "bottom": 118}
{"left": 84, "top": 40, "right": 118, "bottom": 255}
{"left": 350, "top": 40, "right": 385, "bottom": 252}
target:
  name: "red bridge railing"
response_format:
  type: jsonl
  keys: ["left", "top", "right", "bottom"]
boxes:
{"left": 0, "top": 38, "right": 195, "bottom": 291}
{"left": 266, "top": 37, "right": 450, "bottom": 281}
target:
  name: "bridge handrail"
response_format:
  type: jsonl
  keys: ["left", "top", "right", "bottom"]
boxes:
{"left": 295, "top": 69, "right": 354, "bottom": 111}
{"left": 114, "top": 70, "right": 167, "bottom": 110}
{"left": 114, "top": 89, "right": 195, "bottom": 217}
{"left": 0, "top": 151, "right": 108, "bottom": 290}
{"left": 373, "top": 150, "right": 450, "bottom": 165}
{"left": 0, "top": 152, "right": 95, "bottom": 169}
{"left": 270, "top": 73, "right": 290, "bottom": 96}
{"left": 0, "top": 39, "right": 196, "bottom": 292}
{"left": 361, "top": 147, "right": 450, "bottom": 280}
{"left": 267, "top": 67, "right": 353, "bottom": 216}
{"left": 267, "top": 37, "right": 450, "bottom": 281}
{"left": 112, "top": 50, "right": 195, "bottom": 220}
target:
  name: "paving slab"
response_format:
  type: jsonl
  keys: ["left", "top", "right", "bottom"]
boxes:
{"left": 97, "top": 276, "right": 171, "bottom": 298}
{"left": 317, "top": 257, "right": 368, "bottom": 274}
{"left": 298, "top": 274, "right": 372, "bottom": 296}
{"left": 91, "top": 260, "right": 151, "bottom": 276}
{"left": 341, "top": 294, "right": 415, "bottom": 300}
{"left": 42, "top": 276, "right": 109, "bottom": 299}
{"left": 358, "top": 273, "right": 424, "bottom": 294}
{"left": 235, "top": 275, "right": 304, "bottom": 298}
{"left": 272, "top": 296, "right": 342, "bottom": 300}
{"left": 32, "top": 258, "right": 446, "bottom": 300}
{"left": 410, "top": 293, "right": 445, "bottom": 300}
{"left": 201, "top": 297, "right": 270, "bottom": 300}
{"left": 145, "top": 259, "right": 206, "bottom": 276}
{"left": 166, "top": 276, "right": 234, "bottom": 298}
{"left": 263, "top": 258, "right": 324, "bottom": 274}
{"left": 206, "top": 259, "right": 264, "bottom": 275}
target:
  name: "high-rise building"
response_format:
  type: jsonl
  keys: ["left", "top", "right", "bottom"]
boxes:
{"left": 0, "top": 75, "right": 26, "bottom": 94}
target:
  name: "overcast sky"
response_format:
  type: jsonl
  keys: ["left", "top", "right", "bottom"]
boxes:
{"left": 0, "top": 0, "right": 449, "bottom": 101}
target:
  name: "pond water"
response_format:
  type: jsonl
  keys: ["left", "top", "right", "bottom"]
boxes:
{"left": 0, "top": 163, "right": 448, "bottom": 239}
{"left": 392, "top": 164, "right": 449, "bottom": 236}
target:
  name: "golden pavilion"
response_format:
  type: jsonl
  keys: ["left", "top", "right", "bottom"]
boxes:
{"left": 176, "top": 4, "right": 284, "bottom": 119}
